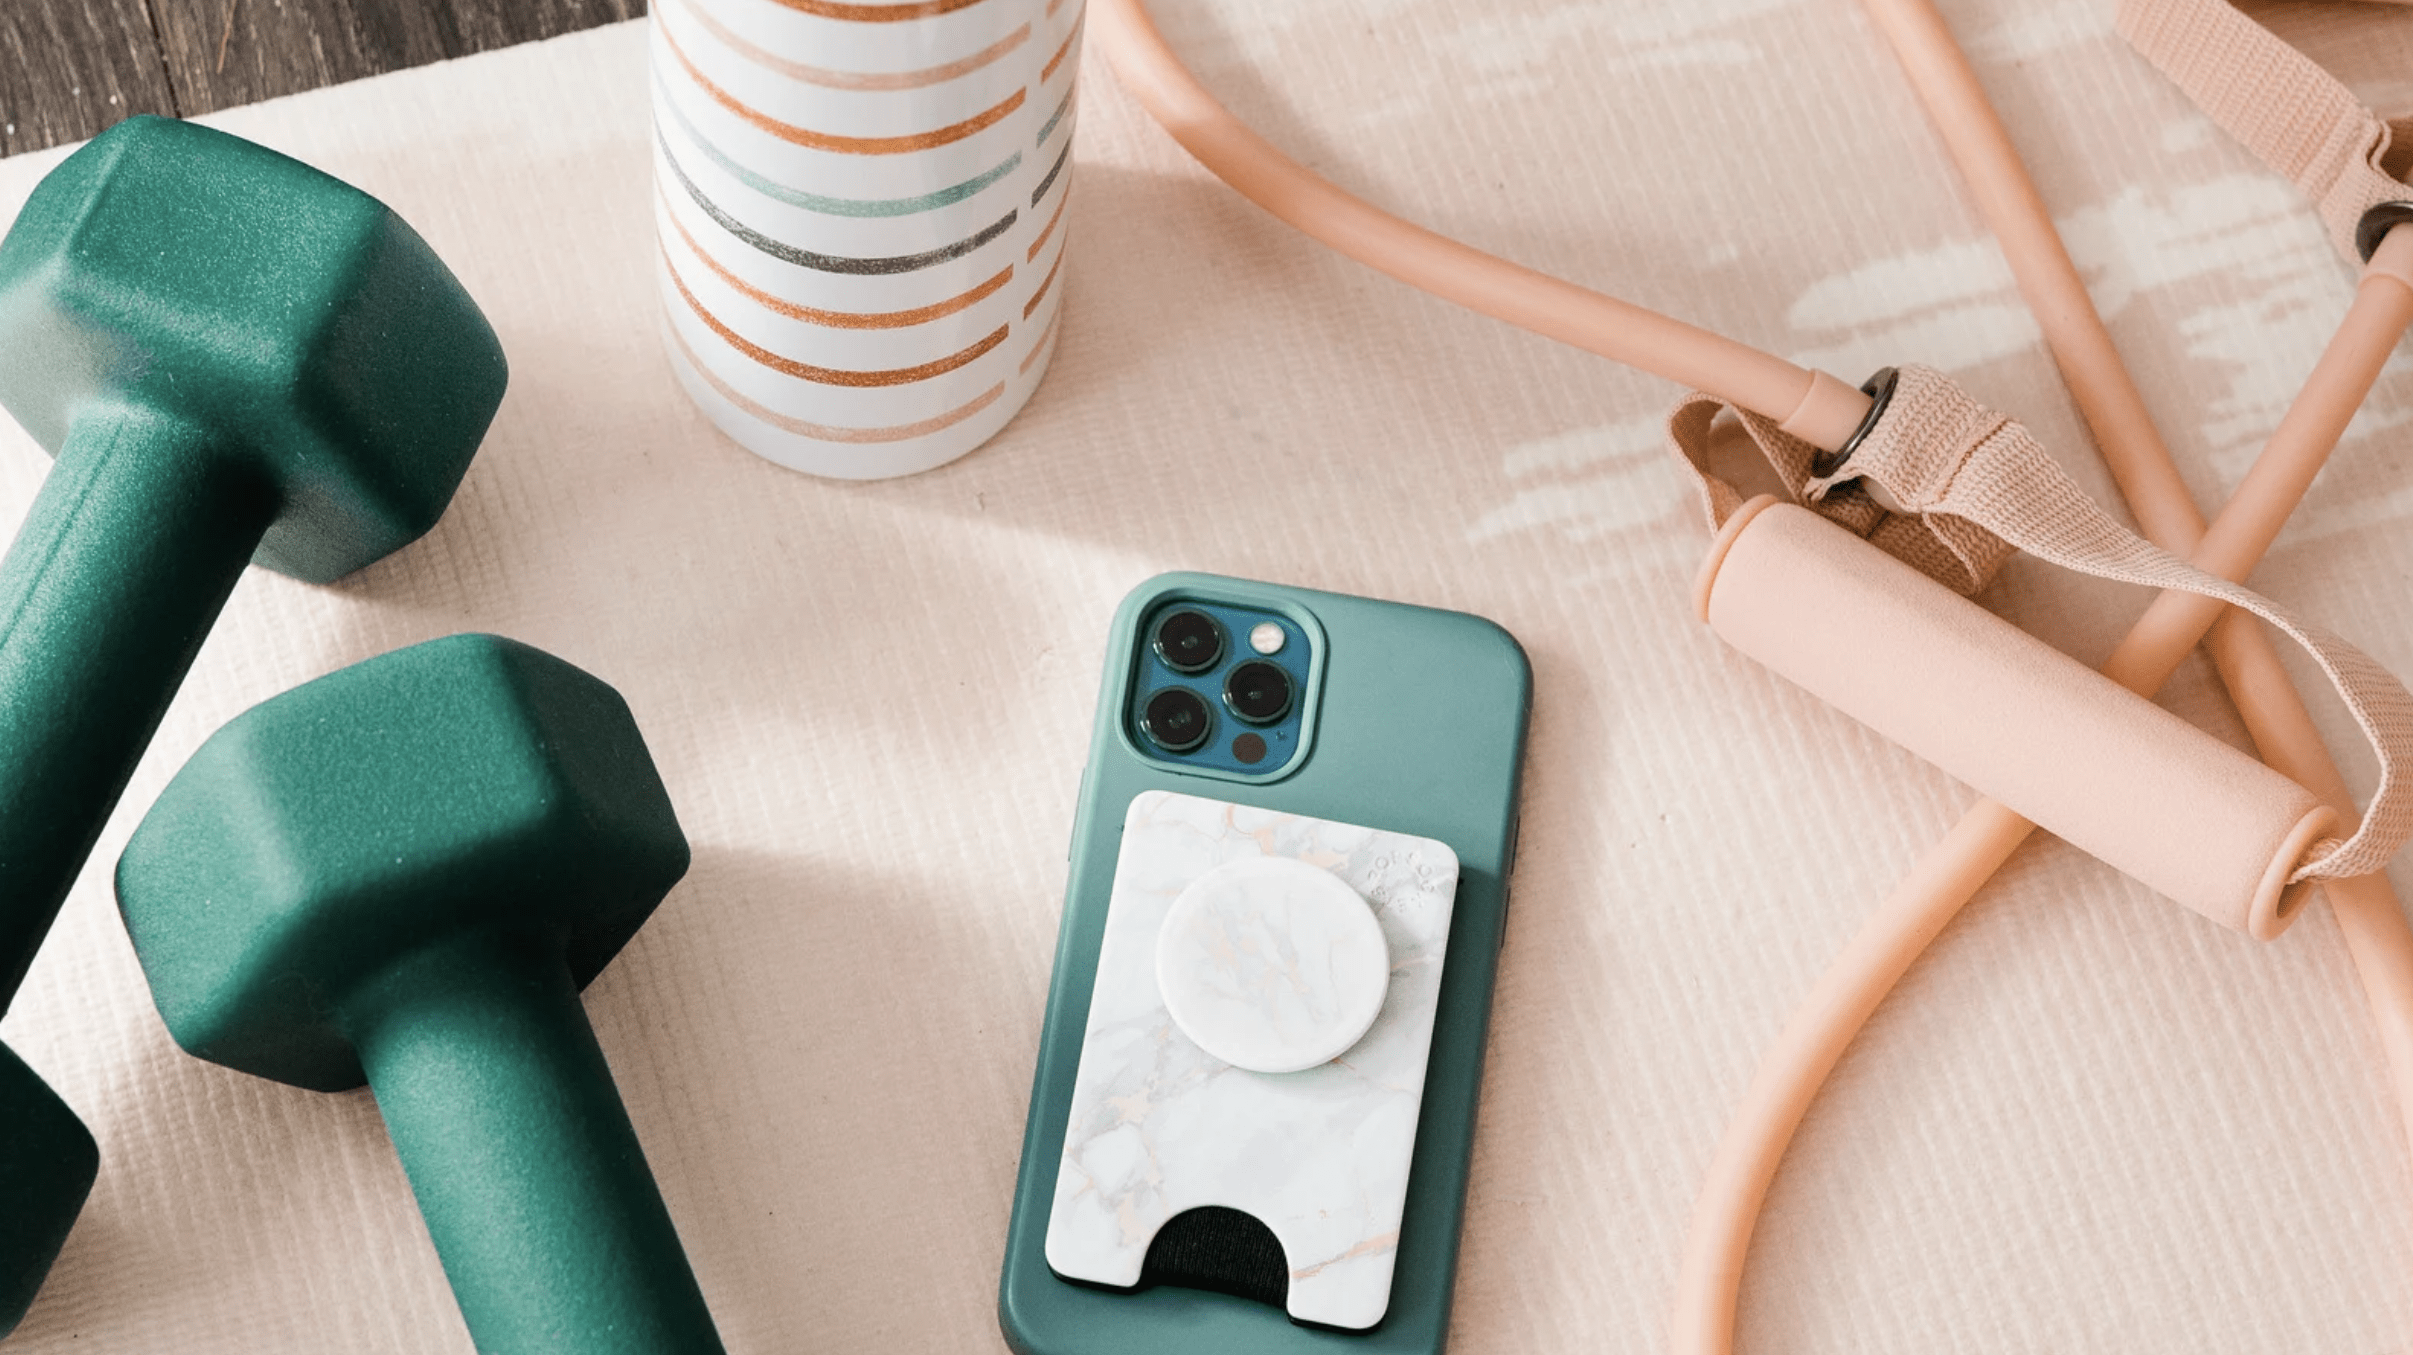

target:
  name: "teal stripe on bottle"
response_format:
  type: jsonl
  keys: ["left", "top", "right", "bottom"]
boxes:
{"left": 659, "top": 135, "right": 1018, "bottom": 275}
{"left": 656, "top": 80, "right": 1022, "bottom": 220}
{"left": 1038, "top": 86, "right": 1074, "bottom": 147}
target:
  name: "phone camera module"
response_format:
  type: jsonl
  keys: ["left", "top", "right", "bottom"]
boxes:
{"left": 1152, "top": 609, "right": 1224, "bottom": 674}
{"left": 1223, "top": 661, "right": 1294, "bottom": 725}
{"left": 1141, "top": 687, "right": 1215, "bottom": 752}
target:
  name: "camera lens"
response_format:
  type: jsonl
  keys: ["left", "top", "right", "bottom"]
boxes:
{"left": 1141, "top": 687, "right": 1214, "bottom": 752}
{"left": 1152, "top": 609, "right": 1224, "bottom": 674}
{"left": 1223, "top": 661, "right": 1294, "bottom": 725}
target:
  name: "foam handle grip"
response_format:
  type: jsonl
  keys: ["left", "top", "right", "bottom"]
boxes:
{"left": 1697, "top": 498, "right": 2334, "bottom": 935}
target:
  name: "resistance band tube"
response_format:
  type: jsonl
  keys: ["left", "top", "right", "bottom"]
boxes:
{"left": 1088, "top": 0, "right": 1876, "bottom": 452}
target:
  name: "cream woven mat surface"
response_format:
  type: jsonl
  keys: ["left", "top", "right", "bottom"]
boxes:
{"left": 5, "top": 3, "right": 2413, "bottom": 1351}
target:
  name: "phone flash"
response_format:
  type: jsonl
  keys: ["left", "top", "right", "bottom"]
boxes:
{"left": 1249, "top": 622, "right": 1285, "bottom": 655}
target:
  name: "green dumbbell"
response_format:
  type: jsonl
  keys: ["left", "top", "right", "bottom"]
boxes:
{"left": 0, "top": 115, "right": 505, "bottom": 1329}
{"left": 0, "top": 1047, "right": 97, "bottom": 1332}
{"left": 116, "top": 633, "right": 724, "bottom": 1355}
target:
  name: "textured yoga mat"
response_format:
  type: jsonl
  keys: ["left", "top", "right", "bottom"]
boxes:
{"left": 2, "top": 4, "right": 2413, "bottom": 1352}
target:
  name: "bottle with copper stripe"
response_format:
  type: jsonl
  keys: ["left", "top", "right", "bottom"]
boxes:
{"left": 651, "top": 0, "right": 1077, "bottom": 478}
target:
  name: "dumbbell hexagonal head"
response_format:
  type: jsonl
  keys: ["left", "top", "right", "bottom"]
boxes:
{"left": 120, "top": 633, "right": 688, "bottom": 1092}
{"left": 0, "top": 1049, "right": 95, "bottom": 1335}
{"left": 0, "top": 114, "right": 506, "bottom": 584}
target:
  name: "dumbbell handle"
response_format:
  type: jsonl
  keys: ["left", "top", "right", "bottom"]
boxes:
{"left": 0, "top": 404, "right": 272, "bottom": 1011}
{"left": 345, "top": 928, "right": 726, "bottom": 1355}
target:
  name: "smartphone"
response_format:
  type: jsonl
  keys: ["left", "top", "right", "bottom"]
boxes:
{"left": 1000, "top": 572, "right": 1532, "bottom": 1355}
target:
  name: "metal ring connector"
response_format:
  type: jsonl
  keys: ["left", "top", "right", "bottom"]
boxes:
{"left": 1807, "top": 366, "right": 1899, "bottom": 480}
{"left": 2356, "top": 201, "right": 2413, "bottom": 263}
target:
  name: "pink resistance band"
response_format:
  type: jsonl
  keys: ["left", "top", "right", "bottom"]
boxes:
{"left": 1676, "top": 4, "right": 2413, "bottom": 1351}
{"left": 1090, "top": 0, "right": 2413, "bottom": 1347}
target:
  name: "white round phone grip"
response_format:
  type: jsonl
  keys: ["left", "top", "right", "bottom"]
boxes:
{"left": 1154, "top": 856, "right": 1390, "bottom": 1074}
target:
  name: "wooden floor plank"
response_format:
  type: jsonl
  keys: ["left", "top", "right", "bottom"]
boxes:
{"left": 149, "top": 0, "right": 646, "bottom": 118}
{"left": 0, "top": 0, "right": 180, "bottom": 157}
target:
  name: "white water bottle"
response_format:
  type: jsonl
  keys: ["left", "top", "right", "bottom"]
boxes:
{"left": 650, "top": 0, "right": 1077, "bottom": 478}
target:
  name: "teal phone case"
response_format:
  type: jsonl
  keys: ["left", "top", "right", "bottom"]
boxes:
{"left": 1000, "top": 572, "right": 1533, "bottom": 1355}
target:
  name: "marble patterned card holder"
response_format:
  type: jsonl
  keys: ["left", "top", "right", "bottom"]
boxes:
{"left": 1045, "top": 790, "right": 1459, "bottom": 1330}
{"left": 650, "top": 0, "right": 1079, "bottom": 479}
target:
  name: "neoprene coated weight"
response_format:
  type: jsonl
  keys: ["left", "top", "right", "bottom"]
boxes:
{"left": 116, "top": 633, "right": 724, "bottom": 1355}
{"left": 0, "top": 115, "right": 505, "bottom": 1330}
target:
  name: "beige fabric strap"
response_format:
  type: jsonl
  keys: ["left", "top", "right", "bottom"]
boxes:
{"left": 2117, "top": 0, "right": 2413, "bottom": 263}
{"left": 1667, "top": 364, "right": 2413, "bottom": 881}
{"left": 1663, "top": 390, "right": 2018, "bottom": 595}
